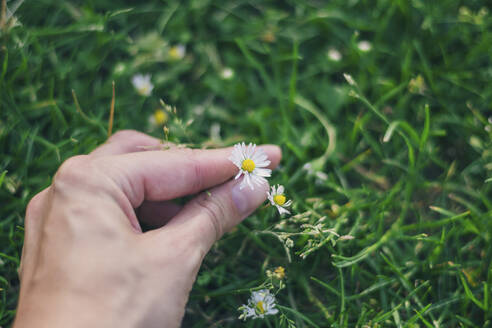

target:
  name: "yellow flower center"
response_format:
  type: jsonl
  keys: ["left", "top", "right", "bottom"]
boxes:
{"left": 273, "top": 194, "right": 286, "bottom": 206}
{"left": 241, "top": 159, "right": 255, "bottom": 173}
{"left": 256, "top": 301, "right": 265, "bottom": 314}
{"left": 274, "top": 266, "right": 285, "bottom": 280}
{"left": 139, "top": 86, "right": 149, "bottom": 95}
{"left": 169, "top": 46, "right": 184, "bottom": 60}
{"left": 153, "top": 110, "right": 168, "bottom": 125}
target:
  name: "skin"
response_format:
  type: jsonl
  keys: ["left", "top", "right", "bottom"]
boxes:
{"left": 13, "top": 130, "right": 281, "bottom": 328}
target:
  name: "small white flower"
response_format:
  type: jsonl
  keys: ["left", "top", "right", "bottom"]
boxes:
{"left": 267, "top": 184, "right": 292, "bottom": 215}
{"left": 132, "top": 74, "right": 154, "bottom": 97}
{"left": 220, "top": 67, "right": 234, "bottom": 80}
{"left": 114, "top": 62, "right": 126, "bottom": 75}
{"left": 239, "top": 289, "right": 279, "bottom": 320}
{"left": 357, "top": 40, "right": 372, "bottom": 52}
{"left": 147, "top": 109, "right": 168, "bottom": 128}
{"left": 229, "top": 142, "right": 271, "bottom": 190}
{"left": 168, "top": 44, "right": 186, "bottom": 60}
{"left": 327, "top": 48, "right": 342, "bottom": 62}
{"left": 303, "top": 162, "right": 314, "bottom": 175}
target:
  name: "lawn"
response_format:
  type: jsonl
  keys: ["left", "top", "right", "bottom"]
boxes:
{"left": 1, "top": 0, "right": 492, "bottom": 327}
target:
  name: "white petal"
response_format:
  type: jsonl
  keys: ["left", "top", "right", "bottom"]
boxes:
{"left": 255, "top": 159, "right": 271, "bottom": 168}
{"left": 276, "top": 205, "right": 290, "bottom": 215}
{"left": 252, "top": 290, "right": 267, "bottom": 302}
{"left": 245, "top": 143, "right": 253, "bottom": 158}
{"left": 264, "top": 294, "right": 275, "bottom": 303}
{"left": 280, "top": 207, "right": 291, "bottom": 215}
{"left": 251, "top": 150, "right": 268, "bottom": 162}
{"left": 228, "top": 156, "right": 240, "bottom": 168}
{"left": 254, "top": 168, "right": 271, "bottom": 177}
{"left": 250, "top": 144, "right": 256, "bottom": 157}
{"left": 252, "top": 153, "right": 268, "bottom": 162}
{"left": 239, "top": 175, "right": 248, "bottom": 190}
{"left": 245, "top": 174, "right": 254, "bottom": 190}
{"left": 277, "top": 185, "right": 284, "bottom": 194}
{"left": 252, "top": 175, "right": 268, "bottom": 187}
{"left": 235, "top": 170, "right": 243, "bottom": 180}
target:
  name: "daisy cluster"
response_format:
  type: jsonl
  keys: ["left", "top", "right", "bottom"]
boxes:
{"left": 229, "top": 142, "right": 294, "bottom": 321}
{"left": 229, "top": 142, "right": 292, "bottom": 216}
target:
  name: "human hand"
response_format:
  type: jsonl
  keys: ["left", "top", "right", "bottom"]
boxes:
{"left": 14, "top": 130, "right": 281, "bottom": 328}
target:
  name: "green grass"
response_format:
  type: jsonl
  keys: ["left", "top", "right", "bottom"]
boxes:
{"left": 1, "top": 0, "right": 492, "bottom": 326}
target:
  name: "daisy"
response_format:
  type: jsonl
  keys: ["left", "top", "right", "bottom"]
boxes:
{"left": 220, "top": 67, "right": 234, "bottom": 80}
{"left": 357, "top": 40, "right": 372, "bottom": 52}
{"left": 238, "top": 289, "right": 279, "bottom": 320}
{"left": 148, "top": 109, "right": 168, "bottom": 128}
{"left": 168, "top": 44, "right": 186, "bottom": 60}
{"left": 229, "top": 142, "right": 271, "bottom": 190}
{"left": 327, "top": 48, "right": 342, "bottom": 62}
{"left": 267, "top": 184, "right": 292, "bottom": 215}
{"left": 132, "top": 74, "right": 154, "bottom": 97}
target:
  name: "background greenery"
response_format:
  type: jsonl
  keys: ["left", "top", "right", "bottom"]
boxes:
{"left": 1, "top": 0, "right": 492, "bottom": 326}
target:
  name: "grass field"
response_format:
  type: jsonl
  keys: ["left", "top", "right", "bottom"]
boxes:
{"left": 1, "top": 0, "right": 492, "bottom": 327}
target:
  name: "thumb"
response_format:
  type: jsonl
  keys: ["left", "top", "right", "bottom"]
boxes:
{"left": 162, "top": 145, "right": 281, "bottom": 251}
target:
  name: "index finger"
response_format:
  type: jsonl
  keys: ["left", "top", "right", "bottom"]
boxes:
{"left": 97, "top": 145, "right": 282, "bottom": 208}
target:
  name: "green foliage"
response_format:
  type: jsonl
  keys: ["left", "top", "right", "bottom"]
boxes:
{"left": 1, "top": 0, "right": 492, "bottom": 326}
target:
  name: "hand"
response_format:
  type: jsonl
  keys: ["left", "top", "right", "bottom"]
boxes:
{"left": 14, "top": 130, "right": 281, "bottom": 328}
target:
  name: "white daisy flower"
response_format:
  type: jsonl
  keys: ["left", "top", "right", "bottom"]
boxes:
{"left": 132, "top": 74, "right": 154, "bottom": 97}
{"left": 147, "top": 109, "right": 168, "bottom": 129}
{"left": 357, "top": 40, "right": 372, "bottom": 52}
{"left": 229, "top": 142, "right": 271, "bottom": 190}
{"left": 238, "top": 289, "right": 279, "bottom": 320}
{"left": 267, "top": 184, "right": 292, "bottom": 215}
{"left": 220, "top": 67, "right": 234, "bottom": 80}
{"left": 168, "top": 44, "right": 186, "bottom": 60}
{"left": 327, "top": 48, "right": 342, "bottom": 62}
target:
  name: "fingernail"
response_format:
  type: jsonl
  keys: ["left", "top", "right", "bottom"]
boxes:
{"left": 231, "top": 179, "right": 267, "bottom": 217}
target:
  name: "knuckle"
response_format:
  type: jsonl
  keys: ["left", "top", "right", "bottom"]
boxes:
{"left": 25, "top": 190, "right": 46, "bottom": 218}
{"left": 108, "top": 129, "right": 141, "bottom": 142}
{"left": 189, "top": 156, "right": 204, "bottom": 193}
{"left": 176, "top": 148, "right": 205, "bottom": 193}
{"left": 194, "top": 193, "right": 225, "bottom": 241}
{"left": 24, "top": 189, "right": 49, "bottom": 229}
{"left": 53, "top": 155, "right": 93, "bottom": 189}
